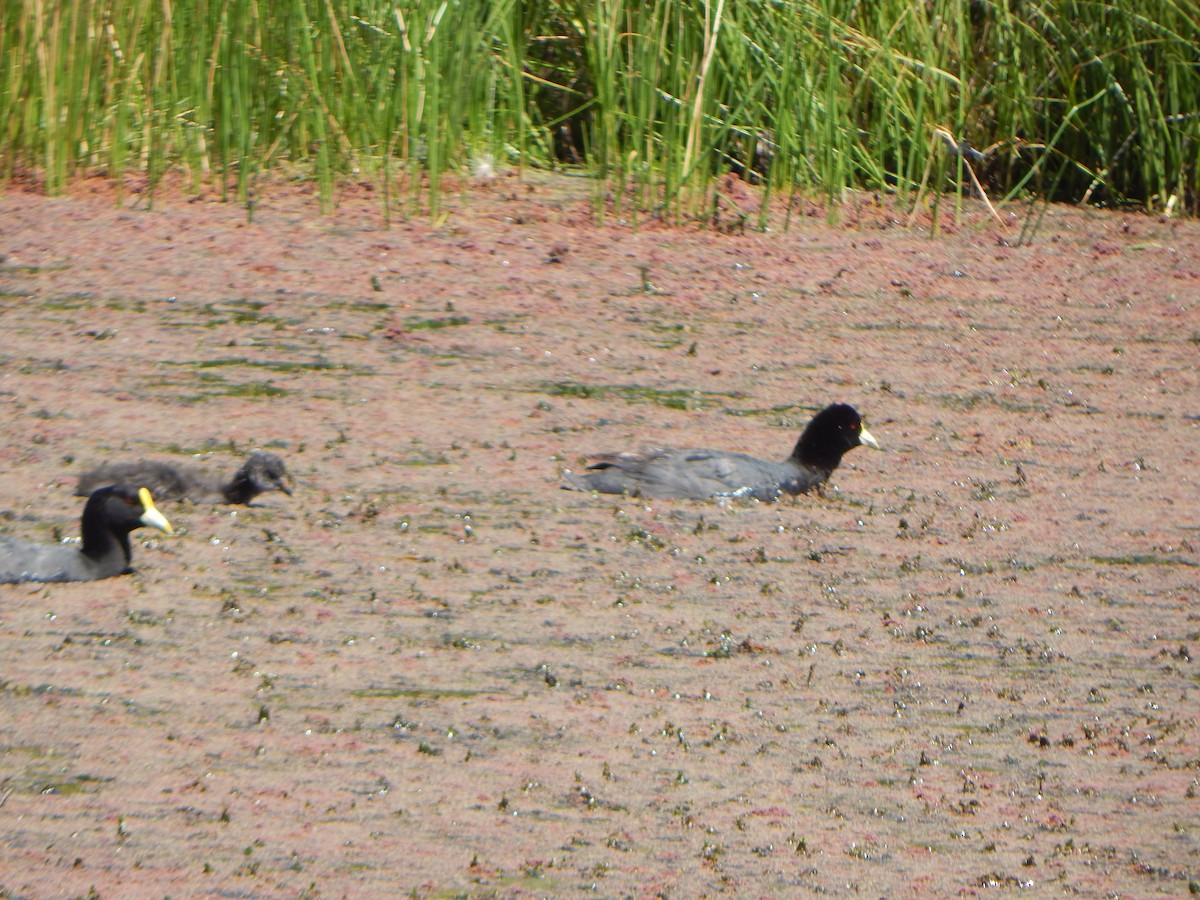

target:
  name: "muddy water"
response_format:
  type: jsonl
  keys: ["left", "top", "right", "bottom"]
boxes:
{"left": 0, "top": 179, "right": 1197, "bottom": 896}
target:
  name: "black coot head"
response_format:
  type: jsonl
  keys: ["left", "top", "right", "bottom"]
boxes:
{"left": 80, "top": 485, "right": 174, "bottom": 555}
{"left": 792, "top": 403, "right": 879, "bottom": 471}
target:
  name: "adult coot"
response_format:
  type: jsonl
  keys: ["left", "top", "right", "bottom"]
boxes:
{"left": 77, "top": 450, "right": 292, "bottom": 505}
{"left": 563, "top": 403, "right": 880, "bottom": 501}
{"left": 0, "top": 486, "right": 174, "bottom": 583}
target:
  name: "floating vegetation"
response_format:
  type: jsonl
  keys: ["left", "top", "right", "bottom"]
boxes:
{"left": 934, "top": 392, "right": 1046, "bottom": 414}
{"left": 404, "top": 315, "right": 471, "bottom": 331}
{"left": 946, "top": 557, "right": 1037, "bottom": 576}
{"left": 167, "top": 357, "right": 366, "bottom": 374}
{"left": 34, "top": 773, "right": 113, "bottom": 796}
{"left": 1091, "top": 554, "right": 1198, "bottom": 568}
{"left": 142, "top": 371, "right": 291, "bottom": 402}
{"left": 351, "top": 686, "right": 489, "bottom": 700}
{"left": 203, "top": 378, "right": 288, "bottom": 399}
{"left": 104, "top": 298, "right": 148, "bottom": 313}
{"left": 396, "top": 450, "right": 452, "bottom": 467}
{"left": 194, "top": 299, "right": 290, "bottom": 327}
{"left": 17, "top": 359, "right": 69, "bottom": 375}
{"left": 538, "top": 381, "right": 733, "bottom": 410}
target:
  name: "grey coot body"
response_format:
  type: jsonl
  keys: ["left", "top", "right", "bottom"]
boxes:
{"left": 564, "top": 403, "right": 880, "bottom": 501}
{"left": 76, "top": 450, "right": 292, "bottom": 505}
{"left": 0, "top": 486, "right": 173, "bottom": 583}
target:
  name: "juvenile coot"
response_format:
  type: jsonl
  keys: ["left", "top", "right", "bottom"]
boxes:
{"left": 563, "top": 403, "right": 880, "bottom": 501}
{"left": 76, "top": 450, "right": 292, "bottom": 505}
{"left": 0, "top": 486, "right": 174, "bottom": 583}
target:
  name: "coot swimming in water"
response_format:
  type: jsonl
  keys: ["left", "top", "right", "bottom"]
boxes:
{"left": 563, "top": 403, "right": 879, "bottom": 501}
{"left": 77, "top": 450, "right": 292, "bottom": 505}
{"left": 0, "top": 486, "right": 173, "bottom": 583}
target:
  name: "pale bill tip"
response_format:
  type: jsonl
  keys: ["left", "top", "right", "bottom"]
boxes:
{"left": 138, "top": 487, "right": 174, "bottom": 534}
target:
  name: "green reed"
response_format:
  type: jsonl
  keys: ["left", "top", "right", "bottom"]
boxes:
{"left": 1, "top": 0, "right": 1196, "bottom": 221}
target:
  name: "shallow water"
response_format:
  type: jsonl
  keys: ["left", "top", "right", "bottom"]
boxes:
{"left": 0, "top": 178, "right": 1197, "bottom": 896}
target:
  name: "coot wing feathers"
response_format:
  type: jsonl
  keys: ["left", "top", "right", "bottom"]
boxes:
{"left": 76, "top": 461, "right": 193, "bottom": 501}
{"left": 0, "top": 537, "right": 112, "bottom": 583}
{"left": 571, "top": 448, "right": 791, "bottom": 500}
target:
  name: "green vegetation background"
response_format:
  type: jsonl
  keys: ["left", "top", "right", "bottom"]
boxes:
{"left": 3, "top": 0, "right": 1197, "bottom": 220}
